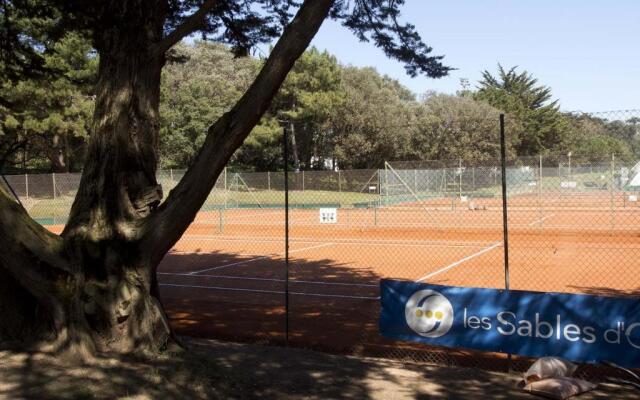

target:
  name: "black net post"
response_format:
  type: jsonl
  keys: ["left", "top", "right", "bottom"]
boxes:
{"left": 283, "top": 128, "right": 290, "bottom": 346}
{"left": 499, "top": 114, "right": 512, "bottom": 372}
{"left": 500, "top": 114, "right": 510, "bottom": 290}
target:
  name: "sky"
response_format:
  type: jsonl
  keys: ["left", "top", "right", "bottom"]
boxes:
{"left": 304, "top": 0, "right": 640, "bottom": 113}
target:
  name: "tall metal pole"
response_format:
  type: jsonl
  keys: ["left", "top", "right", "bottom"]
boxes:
{"left": 500, "top": 114, "right": 510, "bottom": 290}
{"left": 283, "top": 128, "right": 290, "bottom": 347}
{"left": 611, "top": 153, "right": 615, "bottom": 232}
{"left": 538, "top": 155, "right": 543, "bottom": 229}
{"left": 500, "top": 114, "right": 511, "bottom": 372}
{"left": 458, "top": 158, "right": 463, "bottom": 200}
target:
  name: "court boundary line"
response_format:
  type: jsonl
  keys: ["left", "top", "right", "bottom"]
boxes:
{"left": 159, "top": 283, "right": 379, "bottom": 300}
{"left": 415, "top": 241, "right": 502, "bottom": 283}
{"left": 187, "top": 242, "right": 335, "bottom": 275}
{"left": 528, "top": 213, "right": 556, "bottom": 226}
{"left": 178, "top": 234, "right": 496, "bottom": 248}
{"left": 159, "top": 272, "right": 378, "bottom": 287}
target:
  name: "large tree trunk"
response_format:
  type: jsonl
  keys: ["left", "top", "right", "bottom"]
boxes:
{"left": 58, "top": 6, "right": 171, "bottom": 354}
{"left": 0, "top": 3, "right": 173, "bottom": 355}
{"left": 0, "top": 0, "right": 335, "bottom": 357}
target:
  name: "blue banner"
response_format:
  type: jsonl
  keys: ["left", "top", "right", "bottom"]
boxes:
{"left": 380, "top": 280, "right": 640, "bottom": 367}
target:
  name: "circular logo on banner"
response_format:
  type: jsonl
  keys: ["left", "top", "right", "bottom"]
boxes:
{"left": 405, "top": 290, "right": 454, "bottom": 338}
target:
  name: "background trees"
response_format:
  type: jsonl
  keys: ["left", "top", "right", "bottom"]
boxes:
{"left": 409, "top": 94, "right": 520, "bottom": 163}
{"left": 563, "top": 113, "right": 634, "bottom": 162}
{"left": 271, "top": 47, "right": 344, "bottom": 171}
{"left": 332, "top": 66, "right": 416, "bottom": 169}
{"left": 1, "top": 31, "right": 96, "bottom": 172}
{"left": 474, "top": 65, "right": 571, "bottom": 157}
{"left": 2, "top": 41, "right": 638, "bottom": 174}
{"left": 158, "top": 41, "right": 274, "bottom": 169}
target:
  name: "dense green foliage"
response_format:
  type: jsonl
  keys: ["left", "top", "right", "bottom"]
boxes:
{"left": 159, "top": 42, "right": 274, "bottom": 169}
{"left": 2, "top": 41, "right": 638, "bottom": 172}
{"left": 474, "top": 65, "right": 637, "bottom": 163}
{"left": 409, "top": 94, "right": 521, "bottom": 163}
{"left": 0, "top": 16, "right": 96, "bottom": 172}
{"left": 272, "top": 47, "right": 344, "bottom": 170}
{"left": 474, "top": 65, "right": 570, "bottom": 156}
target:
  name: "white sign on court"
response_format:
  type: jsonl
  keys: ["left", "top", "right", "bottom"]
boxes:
{"left": 629, "top": 195, "right": 638, "bottom": 202}
{"left": 560, "top": 181, "right": 577, "bottom": 188}
{"left": 319, "top": 208, "right": 338, "bottom": 224}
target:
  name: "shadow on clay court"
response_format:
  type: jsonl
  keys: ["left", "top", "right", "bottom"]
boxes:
{"left": 567, "top": 285, "right": 640, "bottom": 297}
{"left": 157, "top": 249, "right": 381, "bottom": 351}
{"left": 156, "top": 249, "right": 515, "bottom": 371}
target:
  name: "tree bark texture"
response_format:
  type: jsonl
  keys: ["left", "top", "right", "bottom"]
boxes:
{"left": 0, "top": 0, "right": 335, "bottom": 356}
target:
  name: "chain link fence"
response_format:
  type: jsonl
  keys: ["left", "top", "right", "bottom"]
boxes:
{"left": 3, "top": 109, "right": 640, "bottom": 379}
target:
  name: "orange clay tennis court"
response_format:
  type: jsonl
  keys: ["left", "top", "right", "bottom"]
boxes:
{"left": 147, "top": 200, "right": 640, "bottom": 357}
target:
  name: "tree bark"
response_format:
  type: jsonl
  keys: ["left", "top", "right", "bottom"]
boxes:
{"left": 290, "top": 120, "right": 301, "bottom": 171}
{"left": 47, "top": 133, "right": 68, "bottom": 172}
{"left": 58, "top": 3, "right": 172, "bottom": 353}
{"left": 0, "top": 1, "right": 173, "bottom": 354}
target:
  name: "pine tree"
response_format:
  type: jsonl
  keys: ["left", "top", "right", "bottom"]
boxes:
{"left": 475, "top": 65, "right": 570, "bottom": 156}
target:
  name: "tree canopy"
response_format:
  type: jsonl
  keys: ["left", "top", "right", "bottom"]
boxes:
{"left": 474, "top": 64, "right": 570, "bottom": 156}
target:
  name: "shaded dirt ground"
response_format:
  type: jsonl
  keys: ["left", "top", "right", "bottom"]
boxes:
{"left": 0, "top": 338, "right": 635, "bottom": 400}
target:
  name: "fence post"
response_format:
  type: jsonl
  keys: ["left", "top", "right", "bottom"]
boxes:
{"left": 500, "top": 114, "right": 510, "bottom": 292}
{"left": 414, "top": 169, "right": 418, "bottom": 193}
{"left": 268, "top": 171, "right": 271, "bottom": 191}
{"left": 611, "top": 153, "right": 616, "bottom": 231}
{"left": 170, "top": 168, "right": 174, "bottom": 183}
{"left": 472, "top": 166, "right": 475, "bottom": 191}
{"left": 458, "top": 158, "right": 463, "bottom": 200}
{"left": 25, "top": 174, "right": 29, "bottom": 198}
{"left": 218, "top": 207, "right": 224, "bottom": 233}
{"left": 223, "top": 169, "right": 229, "bottom": 209}
{"left": 283, "top": 129, "right": 290, "bottom": 347}
{"left": 52, "top": 172, "right": 56, "bottom": 199}
{"left": 538, "top": 155, "right": 543, "bottom": 229}
{"left": 374, "top": 204, "right": 378, "bottom": 226}
{"left": 338, "top": 170, "right": 342, "bottom": 193}
{"left": 499, "top": 114, "right": 512, "bottom": 373}
{"left": 384, "top": 164, "right": 389, "bottom": 198}
{"left": 302, "top": 170, "right": 305, "bottom": 191}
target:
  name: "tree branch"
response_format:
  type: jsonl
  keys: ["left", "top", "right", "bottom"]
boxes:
{"left": 154, "top": 0, "right": 218, "bottom": 55}
{"left": 0, "top": 138, "right": 27, "bottom": 167}
{"left": 142, "top": 0, "right": 335, "bottom": 262}
{"left": 0, "top": 180, "right": 71, "bottom": 299}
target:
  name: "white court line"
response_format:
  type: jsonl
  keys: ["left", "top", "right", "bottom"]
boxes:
{"left": 158, "top": 272, "right": 377, "bottom": 287}
{"left": 168, "top": 250, "right": 268, "bottom": 257}
{"left": 195, "top": 210, "right": 320, "bottom": 222}
{"left": 159, "top": 283, "right": 379, "bottom": 300}
{"left": 415, "top": 241, "right": 502, "bottom": 283}
{"left": 220, "top": 210, "right": 282, "bottom": 219}
{"left": 179, "top": 234, "right": 493, "bottom": 249}
{"left": 198, "top": 210, "right": 282, "bottom": 220}
{"left": 528, "top": 213, "right": 556, "bottom": 226}
{"left": 222, "top": 216, "right": 319, "bottom": 225}
{"left": 187, "top": 242, "right": 335, "bottom": 275}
